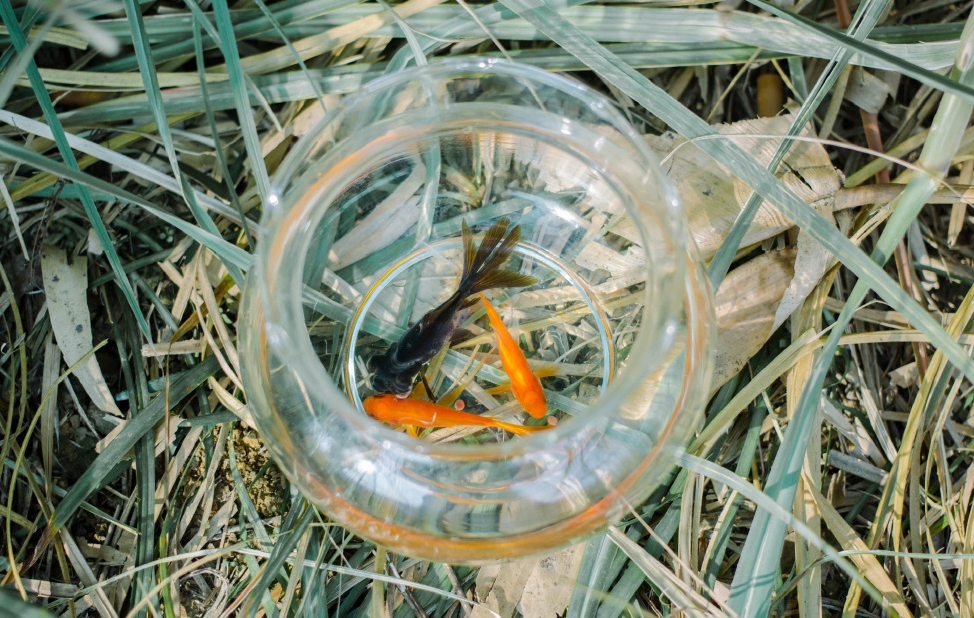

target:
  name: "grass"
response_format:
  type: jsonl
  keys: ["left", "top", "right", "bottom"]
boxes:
{"left": 3, "top": 0, "right": 974, "bottom": 616}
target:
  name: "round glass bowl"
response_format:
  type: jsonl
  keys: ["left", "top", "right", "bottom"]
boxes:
{"left": 239, "top": 58, "right": 715, "bottom": 563}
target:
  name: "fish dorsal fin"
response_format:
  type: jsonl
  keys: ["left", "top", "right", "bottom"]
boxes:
{"left": 419, "top": 294, "right": 456, "bottom": 330}
{"left": 449, "top": 328, "right": 472, "bottom": 344}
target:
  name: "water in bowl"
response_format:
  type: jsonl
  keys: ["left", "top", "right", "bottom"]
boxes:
{"left": 297, "top": 126, "right": 645, "bottom": 443}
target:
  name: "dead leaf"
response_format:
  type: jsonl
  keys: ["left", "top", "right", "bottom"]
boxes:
{"left": 711, "top": 248, "right": 796, "bottom": 390}
{"left": 517, "top": 544, "right": 585, "bottom": 618}
{"left": 773, "top": 200, "right": 835, "bottom": 330}
{"left": 844, "top": 68, "right": 894, "bottom": 115}
{"left": 890, "top": 361, "right": 919, "bottom": 389}
{"left": 471, "top": 556, "right": 539, "bottom": 618}
{"left": 41, "top": 246, "right": 121, "bottom": 416}
{"left": 643, "top": 113, "right": 840, "bottom": 261}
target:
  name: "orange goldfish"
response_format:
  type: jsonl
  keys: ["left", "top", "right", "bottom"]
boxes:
{"left": 362, "top": 394, "right": 543, "bottom": 436}
{"left": 479, "top": 293, "right": 548, "bottom": 418}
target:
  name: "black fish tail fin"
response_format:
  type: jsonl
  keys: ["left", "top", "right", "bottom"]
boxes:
{"left": 461, "top": 219, "right": 477, "bottom": 281}
{"left": 459, "top": 217, "right": 535, "bottom": 295}
{"left": 470, "top": 270, "right": 538, "bottom": 295}
{"left": 460, "top": 218, "right": 511, "bottom": 288}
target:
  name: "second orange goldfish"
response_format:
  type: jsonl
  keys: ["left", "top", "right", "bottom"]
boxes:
{"left": 479, "top": 293, "right": 548, "bottom": 418}
{"left": 363, "top": 394, "right": 543, "bottom": 436}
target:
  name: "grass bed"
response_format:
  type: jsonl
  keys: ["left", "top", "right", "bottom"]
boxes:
{"left": 2, "top": 0, "right": 974, "bottom": 616}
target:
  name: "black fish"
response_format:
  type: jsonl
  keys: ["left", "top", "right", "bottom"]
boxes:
{"left": 369, "top": 217, "right": 536, "bottom": 395}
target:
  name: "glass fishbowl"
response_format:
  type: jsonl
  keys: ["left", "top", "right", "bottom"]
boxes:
{"left": 239, "top": 57, "right": 714, "bottom": 563}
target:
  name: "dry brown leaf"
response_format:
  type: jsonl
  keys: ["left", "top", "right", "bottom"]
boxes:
{"left": 516, "top": 544, "right": 585, "bottom": 618}
{"left": 773, "top": 202, "right": 835, "bottom": 330}
{"left": 40, "top": 246, "right": 122, "bottom": 416}
{"left": 644, "top": 114, "right": 840, "bottom": 261}
{"left": 890, "top": 361, "right": 919, "bottom": 389}
{"left": 471, "top": 556, "right": 539, "bottom": 618}
{"left": 711, "top": 248, "right": 796, "bottom": 390}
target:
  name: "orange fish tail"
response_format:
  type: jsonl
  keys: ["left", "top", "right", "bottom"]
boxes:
{"left": 494, "top": 420, "right": 546, "bottom": 436}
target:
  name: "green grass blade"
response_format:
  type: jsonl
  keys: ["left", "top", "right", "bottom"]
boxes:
{"left": 0, "top": 0, "right": 152, "bottom": 341}
{"left": 495, "top": 0, "right": 974, "bottom": 387}
{"left": 746, "top": 0, "right": 974, "bottom": 103}
{"left": 240, "top": 500, "right": 315, "bottom": 618}
{"left": 192, "top": 20, "right": 254, "bottom": 249}
{"left": 118, "top": 313, "right": 159, "bottom": 618}
{"left": 0, "top": 588, "right": 56, "bottom": 617}
{"left": 227, "top": 438, "right": 279, "bottom": 617}
{"left": 211, "top": 0, "right": 273, "bottom": 206}
{"left": 44, "top": 354, "right": 220, "bottom": 535}
{"left": 567, "top": 533, "right": 623, "bottom": 618}
{"left": 0, "top": 5, "right": 46, "bottom": 109}
{"left": 0, "top": 137, "right": 253, "bottom": 271}
{"left": 96, "top": 0, "right": 362, "bottom": 72}
{"left": 387, "top": 0, "right": 585, "bottom": 70}
{"left": 727, "top": 12, "right": 974, "bottom": 616}
{"left": 708, "top": 0, "right": 889, "bottom": 288}
{"left": 593, "top": 505, "right": 681, "bottom": 618}
{"left": 121, "top": 0, "right": 246, "bottom": 286}
{"left": 0, "top": 109, "right": 241, "bottom": 222}
{"left": 250, "top": 0, "right": 328, "bottom": 114}
{"left": 678, "top": 453, "right": 886, "bottom": 609}
{"left": 701, "top": 400, "right": 765, "bottom": 593}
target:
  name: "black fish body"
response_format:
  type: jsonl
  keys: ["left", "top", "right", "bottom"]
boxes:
{"left": 369, "top": 217, "right": 535, "bottom": 395}
{"left": 368, "top": 290, "right": 464, "bottom": 394}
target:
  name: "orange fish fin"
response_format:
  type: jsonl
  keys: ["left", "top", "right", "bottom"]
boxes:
{"left": 484, "top": 383, "right": 511, "bottom": 395}
{"left": 437, "top": 352, "right": 489, "bottom": 407}
{"left": 495, "top": 420, "right": 548, "bottom": 436}
{"left": 535, "top": 365, "right": 560, "bottom": 379}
